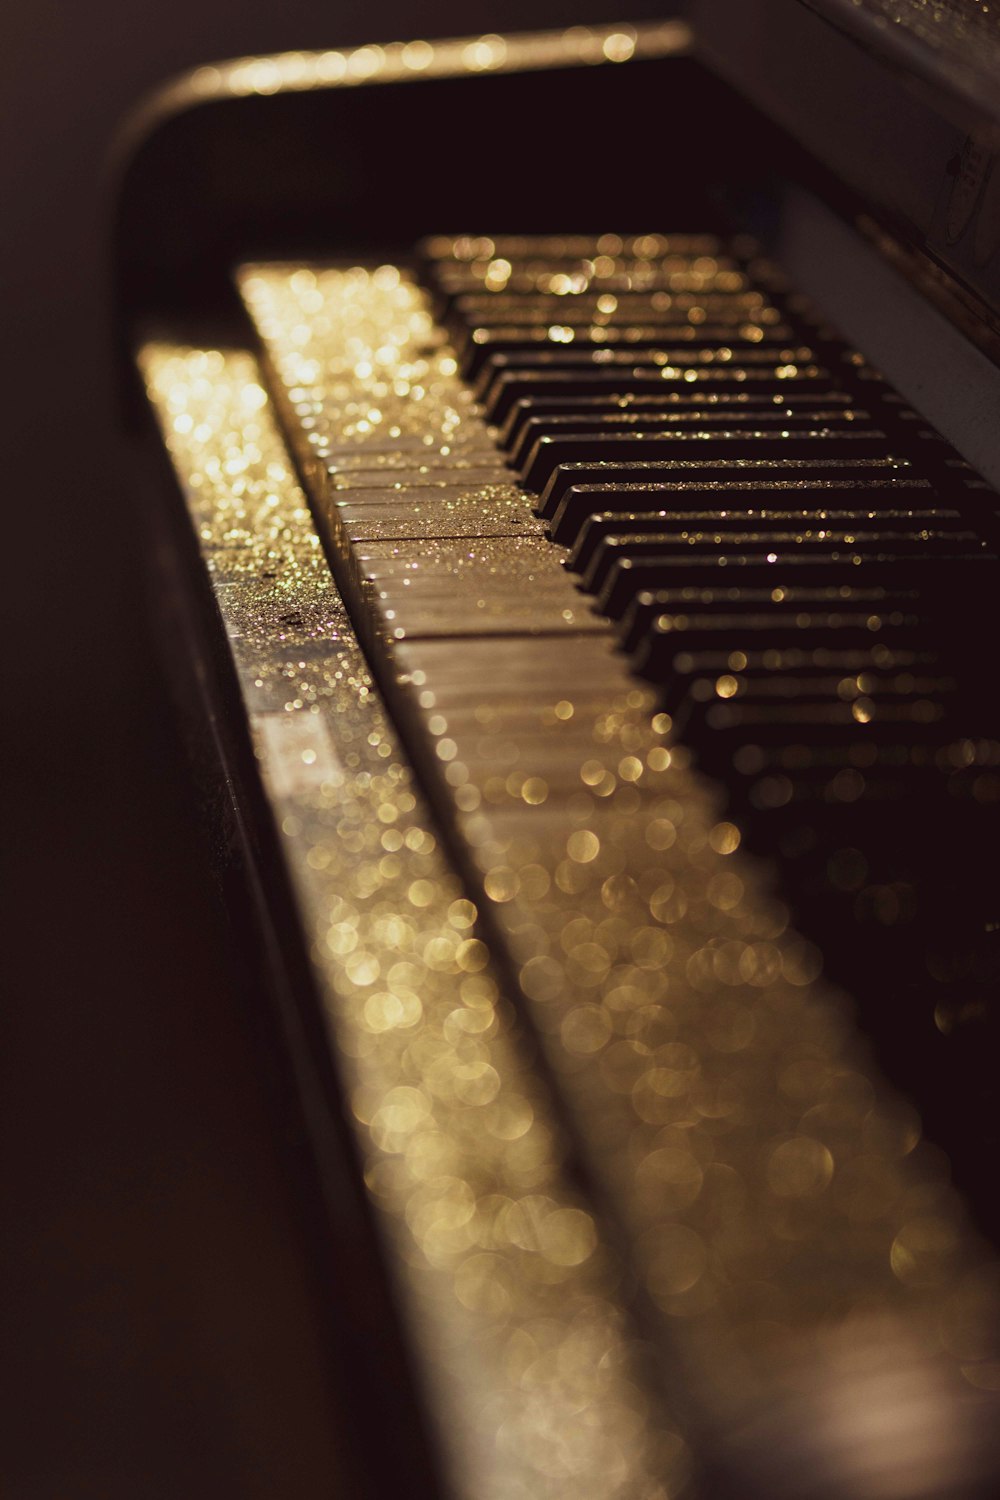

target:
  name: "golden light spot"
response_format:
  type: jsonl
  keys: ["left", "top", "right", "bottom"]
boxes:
{"left": 646, "top": 817, "right": 677, "bottom": 850}
{"left": 766, "top": 1136, "right": 834, "bottom": 1198}
{"left": 363, "top": 989, "right": 422, "bottom": 1031}
{"left": 408, "top": 879, "right": 435, "bottom": 908}
{"left": 457, "top": 938, "right": 490, "bottom": 973}
{"left": 345, "top": 950, "right": 380, "bottom": 987}
{"left": 447, "top": 898, "right": 477, "bottom": 930}
{"left": 708, "top": 821, "right": 741, "bottom": 854}
{"left": 484, "top": 866, "right": 519, "bottom": 902}
{"left": 567, "top": 830, "right": 600, "bottom": 863}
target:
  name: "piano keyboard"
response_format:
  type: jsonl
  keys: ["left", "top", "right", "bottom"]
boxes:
{"left": 143, "top": 234, "right": 1000, "bottom": 1497}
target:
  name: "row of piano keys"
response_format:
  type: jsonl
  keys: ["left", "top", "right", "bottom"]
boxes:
{"left": 419, "top": 235, "right": 1000, "bottom": 1226}
{"left": 225, "top": 238, "right": 1000, "bottom": 1497}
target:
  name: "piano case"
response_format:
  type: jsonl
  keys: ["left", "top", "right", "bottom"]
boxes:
{"left": 114, "top": 7, "right": 1000, "bottom": 1497}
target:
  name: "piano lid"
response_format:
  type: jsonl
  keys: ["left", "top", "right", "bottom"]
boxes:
{"left": 690, "top": 0, "right": 1000, "bottom": 367}
{"left": 805, "top": 0, "right": 1000, "bottom": 128}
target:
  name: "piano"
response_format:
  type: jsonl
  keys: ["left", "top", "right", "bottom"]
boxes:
{"left": 115, "top": 5, "right": 1000, "bottom": 1495}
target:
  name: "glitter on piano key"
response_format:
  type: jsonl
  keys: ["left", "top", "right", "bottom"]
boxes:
{"left": 141, "top": 340, "right": 687, "bottom": 1500}
{"left": 237, "top": 250, "right": 1000, "bottom": 1489}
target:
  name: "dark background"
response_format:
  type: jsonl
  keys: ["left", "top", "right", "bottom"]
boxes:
{"left": 0, "top": 3, "right": 666, "bottom": 1495}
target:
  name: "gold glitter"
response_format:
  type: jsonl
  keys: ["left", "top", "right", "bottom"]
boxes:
{"left": 141, "top": 342, "right": 682, "bottom": 1500}
{"left": 136, "top": 21, "right": 691, "bottom": 138}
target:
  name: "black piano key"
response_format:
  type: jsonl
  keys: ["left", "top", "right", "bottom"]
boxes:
{"left": 507, "top": 405, "right": 868, "bottom": 470}
{"left": 726, "top": 759, "right": 1000, "bottom": 906}
{"left": 667, "top": 649, "right": 951, "bottom": 722}
{"left": 427, "top": 248, "right": 740, "bottom": 277}
{"left": 450, "top": 284, "right": 765, "bottom": 310}
{"left": 709, "top": 673, "right": 958, "bottom": 709}
{"left": 596, "top": 548, "right": 995, "bottom": 619}
{"left": 670, "top": 643, "right": 938, "bottom": 682}
{"left": 731, "top": 774, "right": 999, "bottom": 906}
{"left": 728, "top": 735, "right": 1000, "bottom": 785}
{"left": 421, "top": 232, "right": 727, "bottom": 260}
{"left": 618, "top": 583, "right": 917, "bottom": 649}
{"left": 547, "top": 478, "right": 936, "bottom": 543}
{"left": 699, "top": 695, "right": 958, "bottom": 745}
{"left": 459, "top": 324, "right": 795, "bottom": 378}
{"left": 672, "top": 668, "right": 959, "bottom": 723}
{"left": 473, "top": 343, "right": 815, "bottom": 408}
{"left": 582, "top": 527, "right": 986, "bottom": 599}
{"left": 430, "top": 268, "right": 752, "bottom": 305}
{"left": 521, "top": 427, "right": 896, "bottom": 493}
{"left": 536, "top": 457, "right": 917, "bottom": 518}
{"left": 670, "top": 690, "right": 955, "bottom": 748}
{"left": 448, "top": 297, "right": 783, "bottom": 335}
{"left": 473, "top": 339, "right": 815, "bottom": 387}
{"left": 568, "top": 506, "right": 961, "bottom": 574}
{"left": 732, "top": 751, "right": 1000, "bottom": 854}
{"left": 500, "top": 389, "right": 856, "bottom": 451}
{"left": 632, "top": 609, "right": 929, "bottom": 674}
{"left": 484, "top": 366, "right": 830, "bottom": 424}
{"left": 449, "top": 303, "right": 786, "bottom": 332}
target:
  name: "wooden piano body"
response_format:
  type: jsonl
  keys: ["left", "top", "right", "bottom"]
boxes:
{"left": 115, "top": 6, "right": 1000, "bottom": 1496}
